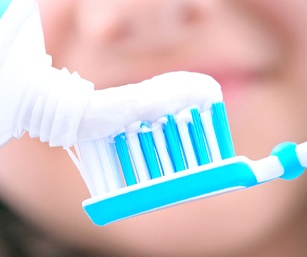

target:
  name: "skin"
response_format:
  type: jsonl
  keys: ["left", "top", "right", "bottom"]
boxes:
{"left": 1, "top": 0, "right": 307, "bottom": 256}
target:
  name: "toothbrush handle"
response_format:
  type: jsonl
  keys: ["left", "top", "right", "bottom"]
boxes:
{"left": 83, "top": 158, "right": 259, "bottom": 225}
{"left": 271, "top": 142, "right": 306, "bottom": 180}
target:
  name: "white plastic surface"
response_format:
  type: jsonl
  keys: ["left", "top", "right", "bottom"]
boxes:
{"left": 296, "top": 142, "right": 307, "bottom": 168}
{"left": 250, "top": 155, "right": 284, "bottom": 183}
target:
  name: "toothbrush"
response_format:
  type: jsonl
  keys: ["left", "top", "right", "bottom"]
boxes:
{"left": 68, "top": 100, "right": 307, "bottom": 226}
{"left": 2, "top": 0, "right": 306, "bottom": 227}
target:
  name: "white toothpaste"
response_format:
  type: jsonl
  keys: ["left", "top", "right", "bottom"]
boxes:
{"left": 78, "top": 71, "right": 223, "bottom": 141}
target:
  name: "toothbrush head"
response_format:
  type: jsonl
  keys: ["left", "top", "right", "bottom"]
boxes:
{"left": 69, "top": 96, "right": 239, "bottom": 225}
{"left": 66, "top": 74, "right": 306, "bottom": 226}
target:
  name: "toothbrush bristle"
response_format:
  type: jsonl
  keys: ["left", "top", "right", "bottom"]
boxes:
{"left": 211, "top": 102, "right": 235, "bottom": 159}
{"left": 114, "top": 133, "right": 137, "bottom": 186}
{"left": 76, "top": 101, "right": 235, "bottom": 195}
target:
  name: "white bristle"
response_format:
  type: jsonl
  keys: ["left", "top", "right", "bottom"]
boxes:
{"left": 78, "top": 141, "right": 109, "bottom": 196}
{"left": 66, "top": 145, "right": 97, "bottom": 196}
{"left": 95, "top": 138, "right": 124, "bottom": 191}
{"left": 151, "top": 122, "right": 175, "bottom": 175}
{"left": 176, "top": 109, "right": 198, "bottom": 168}
{"left": 126, "top": 132, "right": 150, "bottom": 182}
{"left": 200, "top": 110, "right": 222, "bottom": 161}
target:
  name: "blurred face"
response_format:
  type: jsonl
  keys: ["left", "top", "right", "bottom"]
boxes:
{"left": 1, "top": 0, "right": 307, "bottom": 256}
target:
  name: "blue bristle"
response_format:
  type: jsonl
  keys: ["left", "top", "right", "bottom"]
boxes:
{"left": 163, "top": 115, "right": 186, "bottom": 172}
{"left": 211, "top": 102, "right": 235, "bottom": 159}
{"left": 114, "top": 133, "right": 137, "bottom": 186}
{"left": 189, "top": 108, "right": 210, "bottom": 165}
{"left": 138, "top": 123, "right": 161, "bottom": 179}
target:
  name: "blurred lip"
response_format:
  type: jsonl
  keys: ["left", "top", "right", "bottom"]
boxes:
{"left": 208, "top": 69, "right": 257, "bottom": 90}
{"left": 183, "top": 64, "right": 266, "bottom": 103}
{"left": 184, "top": 63, "right": 263, "bottom": 85}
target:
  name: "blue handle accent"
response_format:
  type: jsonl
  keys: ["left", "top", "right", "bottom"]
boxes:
{"left": 271, "top": 142, "right": 305, "bottom": 180}
{"left": 83, "top": 159, "right": 258, "bottom": 226}
{"left": 0, "top": 0, "right": 12, "bottom": 18}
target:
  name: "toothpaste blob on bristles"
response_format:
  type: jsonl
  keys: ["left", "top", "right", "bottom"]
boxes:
{"left": 77, "top": 71, "right": 222, "bottom": 141}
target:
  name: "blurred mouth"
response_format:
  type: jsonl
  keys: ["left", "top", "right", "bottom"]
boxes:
{"left": 183, "top": 65, "right": 266, "bottom": 104}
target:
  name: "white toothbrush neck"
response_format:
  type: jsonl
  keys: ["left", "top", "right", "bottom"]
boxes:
{"left": 296, "top": 142, "right": 307, "bottom": 167}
